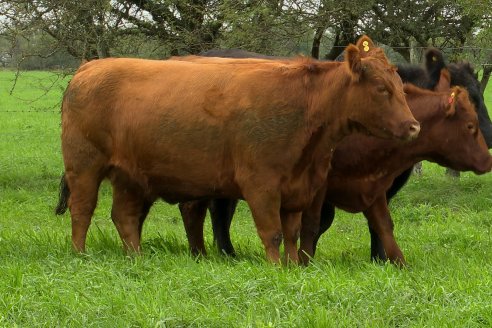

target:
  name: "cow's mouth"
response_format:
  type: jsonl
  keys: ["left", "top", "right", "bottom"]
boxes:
{"left": 348, "top": 119, "right": 420, "bottom": 142}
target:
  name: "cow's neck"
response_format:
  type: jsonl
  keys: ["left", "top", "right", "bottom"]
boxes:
{"left": 285, "top": 65, "right": 356, "bottom": 206}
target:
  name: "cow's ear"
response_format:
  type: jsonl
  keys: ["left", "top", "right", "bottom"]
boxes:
{"left": 425, "top": 48, "right": 446, "bottom": 85}
{"left": 434, "top": 68, "right": 451, "bottom": 92}
{"left": 355, "top": 35, "right": 376, "bottom": 58}
{"left": 345, "top": 44, "right": 362, "bottom": 80}
{"left": 445, "top": 87, "right": 460, "bottom": 117}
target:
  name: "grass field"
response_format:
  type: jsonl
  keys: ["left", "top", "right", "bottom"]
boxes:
{"left": 1, "top": 70, "right": 492, "bottom": 327}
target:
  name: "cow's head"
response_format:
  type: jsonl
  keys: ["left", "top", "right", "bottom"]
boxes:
{"left": 426, "top": 86, "right": 492, "bottom": 174}
{"left": 422, "top": 51, "right": 492, "bottom": 148}
{"left": 445, "top": 62, "right": 492, "bottom": 148}
{"left": 344, "top": 35, "right": 420, "bottom": 141}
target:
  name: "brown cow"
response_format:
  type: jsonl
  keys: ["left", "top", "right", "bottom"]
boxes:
{"left": 181, "top": 69, "right": 492, "bottom": 265}
{"left": 57, "top": 36, "right": 419, "bottom": 263}
{"left": 299, "top": 84, "right": 492, "bottom": 266}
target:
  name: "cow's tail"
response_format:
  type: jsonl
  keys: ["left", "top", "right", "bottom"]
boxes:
{"left": 55, "top": 173, "right": 70, "bottom": 215}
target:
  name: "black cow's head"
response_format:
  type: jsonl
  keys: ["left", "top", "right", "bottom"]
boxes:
{"left": 422, "top": 50, "right": 492, "bottom": 148}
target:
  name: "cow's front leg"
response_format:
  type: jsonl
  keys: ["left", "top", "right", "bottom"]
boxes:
{"left": 368, "top": 226, "right": 386, "bottom": 262}
{"left": 363, "top": 195, "right": 406, "bottom": 266}
{"left": 243, "top": 189, "right": 283, "bottom": 264}
{"left": 298, "top": 188, "right": 327, "bottom": 265}
{"left": 281, "top": 210, "right": 301, "bottom": 264}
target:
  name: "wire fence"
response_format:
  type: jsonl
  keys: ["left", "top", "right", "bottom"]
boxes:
{"left": 0, "top": 110, "right": 59, "bottom": 113}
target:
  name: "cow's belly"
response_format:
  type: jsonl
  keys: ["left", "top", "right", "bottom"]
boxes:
{"left": 325, "top": 175, "right": 393, "bottom": 212}
{"left": 107, "top": 145, "right": 241, "bottom": 203}
{"left": 149, "top": 172, "right": 241, "bottom": 203}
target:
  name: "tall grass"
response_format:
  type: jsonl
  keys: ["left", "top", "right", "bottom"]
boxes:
{"left": 0, "top": 70, "right": 492, "bottom": 327}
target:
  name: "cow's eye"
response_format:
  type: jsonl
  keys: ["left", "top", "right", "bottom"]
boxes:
{"left": 467, "top": 122, "right": 477, "bottom": 134}
{"left": 377, "top": 85, "right": 389, "bottom": 96}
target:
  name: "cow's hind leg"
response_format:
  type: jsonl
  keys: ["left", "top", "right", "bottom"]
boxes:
{"left": 66, "top": 171, "right": 104, "bottom": 252}
{"left": 179, "top": 200, "right": 209, "bottom": 256}
{"left": 62, "top": 127, "right": 108, "bottom": 252}
{"left": 210, "top": 198, "right": 238, "bottom": 256}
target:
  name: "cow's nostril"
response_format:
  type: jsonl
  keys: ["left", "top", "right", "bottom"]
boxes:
{"left": 408, "top": 122, "right": 420, "bottom": 138}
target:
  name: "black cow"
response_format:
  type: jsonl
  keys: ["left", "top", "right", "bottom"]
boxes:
{"left": 448, "top": 62, "right": 492, "bottom": 148}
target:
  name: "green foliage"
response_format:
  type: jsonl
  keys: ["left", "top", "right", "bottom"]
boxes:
{"left": 1, "top": 70, "right": 492, "bottom": 326}
{"left": 1, "top": 0, "right": 490, "bottom": 67}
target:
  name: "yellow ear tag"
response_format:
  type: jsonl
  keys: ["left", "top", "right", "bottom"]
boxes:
{"left": 362, "top": 40, "right": 370, "bottom": 52}
{"left": 448, "top": 92, "right": 455, "bottom": 104}
{"left": 432, "top": 56, "right": 437, "bottom": 62}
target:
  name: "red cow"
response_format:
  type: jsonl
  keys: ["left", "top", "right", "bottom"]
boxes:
{"left": 299, "top": 75, "right": 492, "bottom": 266}
{"left": 181, "top": 69, "right": 492, "bottom": 265}
{"left": 56, "top": 36, "right": 418, "bottom": 263}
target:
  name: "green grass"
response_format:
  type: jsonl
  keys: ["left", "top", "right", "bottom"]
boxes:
{"left": 1, "top": 69, "right": 492, "bottom": 327}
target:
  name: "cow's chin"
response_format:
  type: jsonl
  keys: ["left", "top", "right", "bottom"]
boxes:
{"left": 471, "top": 157, "right": 492, "bottom": 175}
{"left": 348, "top": 120, "right": 396, "bottom": 140}
{"left": 435, "top": 157, "right": 492, "bottom": 175}
{"left": 348, "top": 120, "right": 418, "bottom": 142}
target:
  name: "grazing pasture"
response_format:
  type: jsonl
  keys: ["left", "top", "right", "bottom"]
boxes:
{"left": 1, "top": 70, "right": 492, "bottom": 326}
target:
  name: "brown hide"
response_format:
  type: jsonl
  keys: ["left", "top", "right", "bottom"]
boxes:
{"left": 324, "top": 85, "right": 491, "bottom": 213}
{"left": 299, "top": 83, "right": 492, "bottom": 265}
{"left": 179, "top": 72, "right": 492, "bottom": 264}
{"left": 61, "top": 36, "right": 416, "bottom": 262}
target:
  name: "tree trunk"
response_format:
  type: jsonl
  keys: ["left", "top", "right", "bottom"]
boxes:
{"left": 409, "top": 37, "right": 420, "bottom": 64}
{"left": 325, "top": 32, "right": 341, "bottom": 60}
{"left": 311, "top": 26, "right": 324, "bottom": 59}
{"left": 325, "top": 25, "right": 357, "bottom": 60}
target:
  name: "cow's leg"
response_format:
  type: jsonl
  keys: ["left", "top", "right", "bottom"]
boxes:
{"left": 137, "top": 200, "right": 153, "bottom": 240}
{"left": 445, "top": 168, "right": 460, "bottom": 178}
{"left": 242, "top": 189, "right": 282, "bottom": 263}
{"left": 363, "top": 195, "right": 406, "bottom": 266}
{"left": 111, "top": 184, "right": 147, "bottom": 253}
{"left": 313, "top": 202, "right": 336, "bottom": 255}
{"left": 281, "top": 210, "right": 301, "bottom": 264}
{"left": 179, "top": 200, "right": 209, "bottom": 256}
{"left": 210, "top": 199, "right": 238, "bottom": 256}
{"left": 298, "top": 188, "right": 327, "bottom": 265}
{"left": 62, "top": 129, "right": 108, "bottom": 252}
{"left": 65, "top": 171, "right": 103, "bottom": 252}
{"left": 368, "top": 226, "right": 387, "bottom": 262}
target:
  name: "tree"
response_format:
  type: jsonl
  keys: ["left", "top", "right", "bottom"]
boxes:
{"left": 0, "top": 0, "right": 122, "bottom": 63}
{"left": 0, "top": 0, "right": 490, "bottom": 84}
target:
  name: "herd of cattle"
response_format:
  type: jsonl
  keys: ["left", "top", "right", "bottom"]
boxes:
{"left": 54, "top": 36, "right": 492, "bottom": 266}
